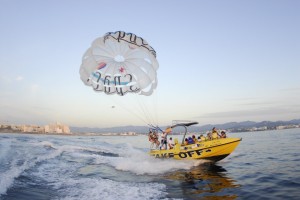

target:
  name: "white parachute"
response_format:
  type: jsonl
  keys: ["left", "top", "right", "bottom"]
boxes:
{"left": 80, "top": 31, "right": 159, "bottom": 96}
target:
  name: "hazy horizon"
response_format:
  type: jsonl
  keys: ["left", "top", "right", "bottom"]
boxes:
{"left": 1, "top": 118, "right": 299, "bottom": 130}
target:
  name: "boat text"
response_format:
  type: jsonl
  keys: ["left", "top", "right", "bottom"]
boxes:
{"left": 153, "top": 149, "right": 204, "bottom": 158}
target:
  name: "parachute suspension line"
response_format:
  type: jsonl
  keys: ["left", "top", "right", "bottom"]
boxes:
{"left": 146, "top": 91, "right": 157, "bottom": 125}
{"left": 144, "top": 95, "right": 156, "bottom": 125}
{"left": 133, "top": 93, "right": 157, "bottom": 126}
{"left": 135, "top": 100, "right": 149, "bottom": 124}
{"left": 153, "top": 88, "right": 159, "bottom": 127}
{"left": 131, "top": 94, "right": 153, "bottom": 125}
{"left": 109, "top": 96, "right": 150, "bottom": 125}
{"left": 109, "top": 64, "right": 150, "bottom": 125}
{"left": 120, "top": 65, "right": 156, "bottom": 126}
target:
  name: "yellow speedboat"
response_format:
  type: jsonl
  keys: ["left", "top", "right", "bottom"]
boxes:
{"left": 149, "top": 122, "right": 241, "bottom": 162}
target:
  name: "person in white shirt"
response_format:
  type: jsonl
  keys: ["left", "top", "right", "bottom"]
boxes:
{"left": 168, "top": 137, "right": 175, "bottom": 149}
{"left": 160, "top": 127, "right": 172, "bottom": 150}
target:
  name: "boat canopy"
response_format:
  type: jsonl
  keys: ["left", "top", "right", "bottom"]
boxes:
{"left": 170, "top": 121, "right": 199, "bottom": 144}
{"left": 171, "top": 121, "right": 198, "bottom": 128}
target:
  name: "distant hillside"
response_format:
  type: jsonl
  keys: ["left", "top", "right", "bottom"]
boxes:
{"left": 70, "top": 119, "right": 300, "bottom": 134}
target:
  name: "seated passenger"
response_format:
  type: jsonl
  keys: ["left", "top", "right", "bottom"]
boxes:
{"left": 220, "top": 131, "right": 227, "bottom": 138}
{"left": 192, "top": 135, "right": 197, "bottom": 143}
{"left": 188, "top": 136, "right": 194, "bottom": 144}
{"left": 206, "top": 132, "right": 212, "bottom": 140}
{"left": 200, "top": 134, "right": 206, "bottom": 141}
{"left": 184, "top": 138, "right": 189, "bottom": 145}
{"left": 211, "top": 127, "right": 220, "bottom": 139}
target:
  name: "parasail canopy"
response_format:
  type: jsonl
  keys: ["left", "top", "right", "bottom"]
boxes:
{"left": 80, "top": 31, "right": 159, "bottom": 96}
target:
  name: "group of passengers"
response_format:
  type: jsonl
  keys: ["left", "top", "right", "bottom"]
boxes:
{"left": 148, "top": 130, "right": 160, "bottom": 149}
{"left": 148, "top": 127, "right": 173, "bottom": 150}
{"left": 201, "top": 127, "right": 227, "bottom": 140}
{"left": 183, "top": 128, "right": 227, "bottom": 145}
{"left": 148, "top": 127, "right": 227, "bottom": 150}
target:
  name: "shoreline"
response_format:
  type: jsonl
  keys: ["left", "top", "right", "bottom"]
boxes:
{"left": 0, "top": 132, "right": 139, "bottom": 136}
{"left": 1, "top": 127, "right": 299, "bottom": 137}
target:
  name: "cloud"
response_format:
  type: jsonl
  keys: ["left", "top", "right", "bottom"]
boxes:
{"left": 30, "top": 84, "right": 39, "bottom": 93}
{"left": 280, "top": 87, "right": 300, "bottom": 93}
{"left": 237, "top": 101, "right": 278, "bottom": 106}
{"left": 15, "top": 76, "right": 24, "bottom": 81}
{"left": 0, "top": 75, "right": 11, "bottom": 83}
{"left": 0, "top": 75, "right": 24, "bottom": 83}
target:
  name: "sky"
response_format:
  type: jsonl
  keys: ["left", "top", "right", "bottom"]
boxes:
{"left": 0, "top": 0, "right": 299, "bottom": 128}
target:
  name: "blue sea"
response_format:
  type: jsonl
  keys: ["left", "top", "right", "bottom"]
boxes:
{"left": 0, "top": 129, "right": 299, "bottom": 200}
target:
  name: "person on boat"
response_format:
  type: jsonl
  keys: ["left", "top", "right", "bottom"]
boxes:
{"left": 184, "top": 138, "right": 189, "bottom": 145}
{"left": 220, "top": 131, "right": 227, "bottom": 138}
{"left": 148, "top": 130, "right": 155, "bottom": 148}
{"left": 152, "top": 130, "right": 160, "bottom": 148}
{"left": 160, "top": 139, "right": 165, "bottom": 150}
{"left": 168, "top": 137, "right": 175, "bottom": 149}
{"left": 192, "top": 135, "right": 197, "bottom": 143}
{"left": 160, "top": 132, "right": 167, "bottom": 150}
{"left": 161, "top": 127, "right": 172, "bottom": 150}
{"left": 199, "top": 134, "right": 205, "bottom": 142}
{"left": 149, "top": 129, "right": 160, "bottom": 149}
{"left": 206, "top": 132, "right": 212, "bottom": 140}
{"left": 188, "top": 136, "right": 194, "bottom": 144}
{"left": 211, "top": 127, "right": 221, "bottom": 140}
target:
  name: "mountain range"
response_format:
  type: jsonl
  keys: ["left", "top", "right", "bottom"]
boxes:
{"left": 70, "top": 119, "right": 300, "bottom": 134}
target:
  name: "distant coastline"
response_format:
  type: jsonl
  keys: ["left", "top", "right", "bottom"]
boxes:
{"left": 70, "top": 119, "right": 300, "bottom": 135}
{"left": 0, "top": 124, "right": 138, "bottom": 136}
{"left": 1, "top": 119, "right": 300, "bottom": 136}
{"left": 1, "top": 127, "right": 299, "bottom": 137}
{"left": 0, "top": 131, "right": 73, "bottom": 136}
{"left": 0, "top": 132, "right": 139, "bottom": 136}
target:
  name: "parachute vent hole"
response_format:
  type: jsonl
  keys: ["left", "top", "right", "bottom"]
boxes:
{"left": 114, "top": 55, "right": 125, "bottom": 63}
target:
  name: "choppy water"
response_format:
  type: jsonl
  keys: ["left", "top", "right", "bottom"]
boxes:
{"left": 0, "top": 128, "right": 299, "bottom": 200}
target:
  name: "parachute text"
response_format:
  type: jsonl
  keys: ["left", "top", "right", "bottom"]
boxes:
{"left": 104, "top": 31, "right": 156, "bottom": 57}
{"left": 89, "top": 72, "right": 140, "bottom": 96}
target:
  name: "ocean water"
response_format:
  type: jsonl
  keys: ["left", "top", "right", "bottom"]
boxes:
{"left": 0, "top": 128, "right": 299, "bottom": 200}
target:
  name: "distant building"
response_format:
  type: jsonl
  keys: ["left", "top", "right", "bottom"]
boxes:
{"left": 120, "top": 132, "right": 137, "bottom": 136}
{"left": 0, "top": 122, "right": 73, "bottom": 134}
{"left": 276, "top": 124, "right": 300, "bottom": 130}
{"left": 45, "top": 122, "right": 70, "bottom": 134}
{"left": 276, "top": 126, "right": 286, "bottom": 130}
{"left": 21, "top": 125, "right": 44, "bottom": 133}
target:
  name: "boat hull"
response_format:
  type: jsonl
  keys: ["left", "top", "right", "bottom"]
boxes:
{"left": 149, "top": 138, "right": 241, "bottom": 162}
